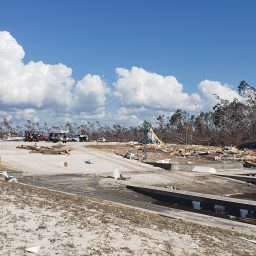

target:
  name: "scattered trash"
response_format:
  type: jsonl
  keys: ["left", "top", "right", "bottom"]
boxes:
{"left": 227, "top": 215, "right": 236, "bottom": 220}
{"left": 239, "top": 237, "right": 256, "bottom": 244}
{"left": 0, "top": 171, "right": 8, "bottom": 179}
{"left": 214, "top": 156, "right": 222, "bottom": 161}
{"left": 0, "top": 171, "right": 17, "bottom": 183}
{"left": 113, "top": 168, "right": 121, "bottom": 179}
{"left": 126, "top": 141, "right": 139, "bottom": 146}
{"left": 85, "top": 160, "right": 93, "bottom": 164}
{"left": 25, "top": 246, "right": 40, "bottom": 253}
{"left": 112, "top": 168, "right": 126, "bottom": 180}
{"left": 6, "top": 176, "right": 17, "bottom": 182}
{"left": 163, "top": 185, "right": 178, "bottom": 190}
{"left": 130, "top": 142, "right": 256, "bottom": 168}
{"left": 192, "top": 166, "right": 217, "bottom": 174}
{"left": 123, "top": 152, "right": 135, "bottom": 159}
{"left": 156, "top": 159, "right": 170, "bottom": 164}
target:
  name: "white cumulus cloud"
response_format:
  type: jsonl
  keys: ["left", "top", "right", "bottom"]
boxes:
{"left": 0, "top": 31, "right": 244, "bottom": 126}
{"left": 114, "top": 66, "right": 202, "bottom": 111}
{"left": 0, "top": 31, "right": 74, "bottom": 109}
{"left": 0, "top": 31, "right": 24, "bottom": 62}
{"left": 71, "top": 74, "right": 109, "bottom": 113}
{"left": 198, "top": 80, "right": 241, "bottom": 106}
{"left": 0, "top": 31, "right": 109, "bottom": 121}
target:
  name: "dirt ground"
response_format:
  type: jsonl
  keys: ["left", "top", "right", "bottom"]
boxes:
{"left": 1, "top": 141, "right": 256, "bottom": 255}
{"left": 0, "top": 141, "right": 160, "bottom": 176}
{"left": 1, "top": 181, "right": 256, "bottom": 256}
{"left": 86, "top": 143, "right": 218, "bottom": 163}
{"left": 1, "top": 141, "right": 255, "bottom": 196}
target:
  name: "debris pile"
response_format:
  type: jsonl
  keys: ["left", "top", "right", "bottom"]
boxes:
{"left": 117, "top": 128, "right": 256, "bottom": 166}
{"left": 123, "top": 152, "right": 135, "bottom": 159}
{"left": 163, "top": 185, "right": 178, "bottom": 190}
{"left": 0, "top": 171, "right": 17, "bottom": 182}
{"left": 130, "top": 144, "right": 256, "bottom": 167}
{"left": 16, "top": 144, "right": 72, "bottom": 155}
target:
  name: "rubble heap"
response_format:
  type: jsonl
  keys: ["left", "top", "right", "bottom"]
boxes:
{"left": 16, "top": 144, "right": 72, "bottom": 155}
{"left": 129, "top": 143, "right": 256, "bottom": 167}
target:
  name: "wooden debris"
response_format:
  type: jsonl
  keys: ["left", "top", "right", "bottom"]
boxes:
{"left": 16, "top": 144, "right": 72, "bottom": 155}
{"left": 132, "top": 144, "right": 256, "bottom": 167}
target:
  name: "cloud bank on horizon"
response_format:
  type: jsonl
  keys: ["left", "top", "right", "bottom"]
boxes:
{"left": 0, "top": 31, "right": 241, "bottom": 125}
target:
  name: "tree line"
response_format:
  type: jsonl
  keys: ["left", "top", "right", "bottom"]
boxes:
{"left": 1, "top": 81, "right": 256, "bottom": 147}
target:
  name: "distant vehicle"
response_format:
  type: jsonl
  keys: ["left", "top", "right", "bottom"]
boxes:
{"left": 79, "top": 135, "right": 88, "bottom": 142}
{"left": 24, "top": 131, "right": 39, "bottom": 142}
{"left": 49, "top": 132, "right": 68, "bottom": 143}
{"left": 97, "top": 137, "right": 106, "bottom": 142}
{"left": 70, "top": 135, "right": 80, "bottom": 142}
{"left": 37, "top": 134, "right": 49, "bottom": 141}
{"left": 3, "top": 133, "right": 25, "bottom": 141}
{"left": 70, "top": 135, "right": 88, "bottom": 142}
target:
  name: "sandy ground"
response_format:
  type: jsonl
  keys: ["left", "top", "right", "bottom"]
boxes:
{"left": 1, "top": 181, "right": 256, "bottom": 256}
{"left": 1, "top": 141, "right": 255, "bottom": 196}
{"left": 1, "top": 141, "right": 256, "bottom": 255}
{"left": 0, "top": 141, "right": 160, "bottom": 176}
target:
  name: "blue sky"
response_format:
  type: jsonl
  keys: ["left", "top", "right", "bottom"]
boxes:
{"left": 0, "top": 0, "right": 255, "bottom": 125}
